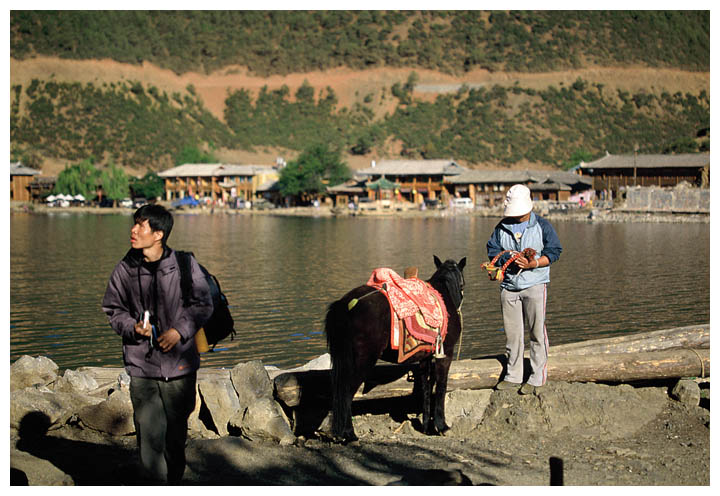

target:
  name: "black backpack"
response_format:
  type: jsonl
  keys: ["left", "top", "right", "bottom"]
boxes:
{"left": 176, "top": 250, "right": 236, "bottom": 351}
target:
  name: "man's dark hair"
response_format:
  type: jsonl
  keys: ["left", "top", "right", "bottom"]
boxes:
{"left": 134, "top": 204, "right": 173, "bottom": 246}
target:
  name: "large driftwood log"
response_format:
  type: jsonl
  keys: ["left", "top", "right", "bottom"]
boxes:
{"left": 548, "top": 324, "right": 709, "bottom": 356}
{"left": 273, "top": 325, "right": 710, "bottom": 406}
{"left": 274, "top": 347, "right": 709, "bottom": 407}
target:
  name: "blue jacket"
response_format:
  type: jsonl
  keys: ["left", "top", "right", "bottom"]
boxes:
{"left": 486, "top": 213, "right": 562, "bottom": 291}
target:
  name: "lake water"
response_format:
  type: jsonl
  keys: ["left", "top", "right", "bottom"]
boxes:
{"left": 10, "top": 211, "right": 710, "bottom": 372}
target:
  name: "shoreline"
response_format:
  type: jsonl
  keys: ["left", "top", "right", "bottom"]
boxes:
{"left": 9, "top": 201, "right": 710, "bottom": 224}
{"left": 10, "top": 350, "right": 710, "bottom": 485}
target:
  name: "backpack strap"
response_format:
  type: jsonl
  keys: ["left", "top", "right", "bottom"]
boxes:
{"left": 175, "top": 250, "right": 194, "bottom": 308}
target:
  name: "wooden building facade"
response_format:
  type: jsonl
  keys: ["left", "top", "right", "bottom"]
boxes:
{"left": 356, "top": 159, "right": 465, "bottom": 204}
{"left": 445, "top": 169, "right": 592, "bottom": 207}
{"left": 158, "top": 163, "right": 279, "bottom": 203}
{"left": 578, "top": 152, "right": 710, "bottom": 195}
{"left": 10, "top": 162, "right": 41, "bottom": 202}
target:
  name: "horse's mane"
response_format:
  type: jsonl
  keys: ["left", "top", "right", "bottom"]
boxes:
{"left": 428, "top": 260, "right": 465, "bottom": 310}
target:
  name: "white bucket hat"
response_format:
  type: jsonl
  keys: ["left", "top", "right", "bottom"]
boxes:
{"left": 503, "top": 184, "right": 533, "bottom": 217}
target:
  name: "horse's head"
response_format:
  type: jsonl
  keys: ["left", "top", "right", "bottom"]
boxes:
{"left": 431, "top": 255, "right": 467, "bottom": 310}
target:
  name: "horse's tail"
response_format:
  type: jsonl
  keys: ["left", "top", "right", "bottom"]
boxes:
{"left": 324, "top": 297, "right": 355, "bottom": 437}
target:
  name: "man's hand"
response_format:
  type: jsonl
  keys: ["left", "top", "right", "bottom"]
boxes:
{"left": 515, "top": 256, "right": 533, "bottom": 269}
{"left": 516, "top": 255, "right": 546, "bottom": 270}
{"left": 157, "top": 328, "right": 182, "bottom": 352}
{"left": 135, "top": 321, "right": 152, "bottom": 337}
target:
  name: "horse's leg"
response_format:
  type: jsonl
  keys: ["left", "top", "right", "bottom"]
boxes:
{"left": 432, "top": 355, "right": 452, "bottom": 435}
{"left": 417, "top": 358, "right": 436, "bottom": 434}
{"left": 326, "top": 298, "right": 360, "bottom": 442}
{"left": 336, "top": 367, "right": 363, "bottom": 443}
{"left": 326, "top": 290, "right": 390, "bottom": 443}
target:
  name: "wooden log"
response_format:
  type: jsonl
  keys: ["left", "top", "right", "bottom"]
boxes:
{"left": 273, "top": 348, "right": 709, "bottom": 406}
{"left": 548, "top": 324, "right": 709, "bottom": 356}
{"left": 371, "top": 348, "right": 709, "bottom": 400}
{"left": 546, "top": 348, "right": 709, "bottom": 383}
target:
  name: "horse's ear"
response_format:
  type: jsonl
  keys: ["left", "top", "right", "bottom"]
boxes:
{"left": 433, "top": 255, "right": 442, "bottom": 269}
{"left": 458, "top": 257, "right": 466, "bottom": 271}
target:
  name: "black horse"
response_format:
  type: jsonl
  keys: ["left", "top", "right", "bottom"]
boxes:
{"left": 323, "top": 256, "right": 466, "bottom": 442}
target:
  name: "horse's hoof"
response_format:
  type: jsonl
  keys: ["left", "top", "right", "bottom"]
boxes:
{"left": 315, "top": 431, "right": 336, "bottom": 444}
{"left": 341, "top": 432, "right": 359, "bottom": 445}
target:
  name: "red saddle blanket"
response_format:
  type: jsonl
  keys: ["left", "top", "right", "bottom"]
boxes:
{"left": 367, "top": 268, "right": 448, "bottom": 362}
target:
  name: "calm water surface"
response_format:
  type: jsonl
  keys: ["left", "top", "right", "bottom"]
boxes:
{"left": 10, "top": 212, "right": 710, "bottom": 371}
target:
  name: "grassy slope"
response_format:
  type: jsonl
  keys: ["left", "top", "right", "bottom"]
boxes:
{"left": 10, "top": 56, "right": 710, "bottom": 175}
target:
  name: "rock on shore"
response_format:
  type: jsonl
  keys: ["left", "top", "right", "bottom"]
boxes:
{"left": 9, "top": 354, "right": 710, "bottom": 485}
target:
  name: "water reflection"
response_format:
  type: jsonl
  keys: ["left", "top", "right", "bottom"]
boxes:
{"left": 10, "top": 212, "right": 710, "bottom": 371}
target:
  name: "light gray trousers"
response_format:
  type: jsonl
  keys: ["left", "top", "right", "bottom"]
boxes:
{"left": 500, "top": 284, "right": 549, "bottom": 387}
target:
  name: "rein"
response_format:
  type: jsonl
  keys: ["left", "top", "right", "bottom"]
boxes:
{"left": 480, "top": 248, "right": 537, "bottom": 282}
{"left": 431, "top": 263, "right": 465, "bottom": 360}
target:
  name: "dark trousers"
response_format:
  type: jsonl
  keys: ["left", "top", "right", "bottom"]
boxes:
{"left": 129, "top": 373, "right": 197, "bottom": 483}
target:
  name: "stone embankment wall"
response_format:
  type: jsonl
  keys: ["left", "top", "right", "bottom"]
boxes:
{"left": 620, "top": 184, "right": 709, "bottom": 214}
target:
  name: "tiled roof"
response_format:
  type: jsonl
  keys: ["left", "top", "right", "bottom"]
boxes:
{"left": 532, "top": 170, "right": 593, "bottom": 186}
{"left": 579, "top": 152, "right": 709, "bottom": 170}
{"left": 530, "top": 180, "right": 572, "bottom": 191}
{"left": 446, "top": 169, "right": 531, "bottom": 184}
{"left": 357, "top": 159, "right": 465, "bottom": 176}
{"left": 10, "top": 162, "right": 41, "bottom": 176}
{"left": 157, "top": 163, "right": 277, "bottom": 177}
{"left": 257, "top": 180, "right": 279, "bottom": 192}
{"left": 446, "top": 169, "right": 591, "bottom": 187}
{"left": 326, "top": 179, "right": 366, "bottom": 194}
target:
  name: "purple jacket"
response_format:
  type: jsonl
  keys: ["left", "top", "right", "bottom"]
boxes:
{"left": 102, "top": 247, "right": 213, "bottom": 380}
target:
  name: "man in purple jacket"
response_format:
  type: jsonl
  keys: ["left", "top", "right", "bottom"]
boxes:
{"left": 102, "top": 204, "right": 212, "bottom": 483}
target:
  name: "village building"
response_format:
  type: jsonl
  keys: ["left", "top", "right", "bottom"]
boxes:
{"left": 27, "top": 176, "right": 57, "bottom": 201}
{"left": 445, "top": 169, "right": 593, "bottom": 207}
{"left": 577, "top": 152, "right": 710, "bottom": 198}
{"left": 325, "top": 178, "right": 367, "bottom": 208}
{"left": 157, "top": 163, "right": 280, "bottom": 204}
{"left": 10, "top": 162, "right": 41, "bottom": 202}
{"left": 356, "top": 159, "right": 466, "bottom": 204}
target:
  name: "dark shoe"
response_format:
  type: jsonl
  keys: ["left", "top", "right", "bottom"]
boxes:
{"left": 519, "top": 383, "right": 537, "bottom": 395}
{"left": 495, "top": 380, "right": 521, "bottom": 391}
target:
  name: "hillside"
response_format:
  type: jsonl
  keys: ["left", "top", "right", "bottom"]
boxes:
{"left": 11, "top": 56, "right": 710, "bottom": 126}
{"left": 9, "top": 11, "right": 710, "bottom": 176}
{"left": 11, "top": 57, "right": 709, "bottom": 176}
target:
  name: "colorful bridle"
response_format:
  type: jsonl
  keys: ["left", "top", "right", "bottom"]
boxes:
{"left": 480, "top": 248, "right": 537, "bottom": 282}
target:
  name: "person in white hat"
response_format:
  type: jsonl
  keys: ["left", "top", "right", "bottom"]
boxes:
{"left": 485, "top": 184, "right": 562, "bottom": 395}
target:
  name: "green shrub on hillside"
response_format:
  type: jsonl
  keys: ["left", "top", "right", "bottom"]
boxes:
{"left": 10, "top": 10, "right": 710, "bottom": 170}
{"left": 11, "top": 74, "right": 710, "bottom": 170}
{"left": 381, "top": 75, "right": 709, "bottom": 167}
{"left": 10, "top": 11, "right": 709, "bottom": 75}
{"left": 10, "top": 79, "right": 233, "bottom": 168}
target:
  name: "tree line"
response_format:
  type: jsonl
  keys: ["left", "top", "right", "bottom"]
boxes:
{"left": 11, "top": 11, "right": 709, "bottom": 76}
{"left": 11, "top": 75, "right": 710, "bottom": 173}
{"left": 52, "top": 158, "right": 165, "bottom": 204}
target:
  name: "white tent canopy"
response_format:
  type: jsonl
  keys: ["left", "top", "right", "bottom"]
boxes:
{"left": 45, "top": 195, "right": 56, "bottom": 202}
{"left": 73, "top": 194, "right": 85, "bottom": 201}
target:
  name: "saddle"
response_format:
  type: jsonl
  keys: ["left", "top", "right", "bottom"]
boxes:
{"left": 367, "top": 267, "right": 448, "bottom": 362}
